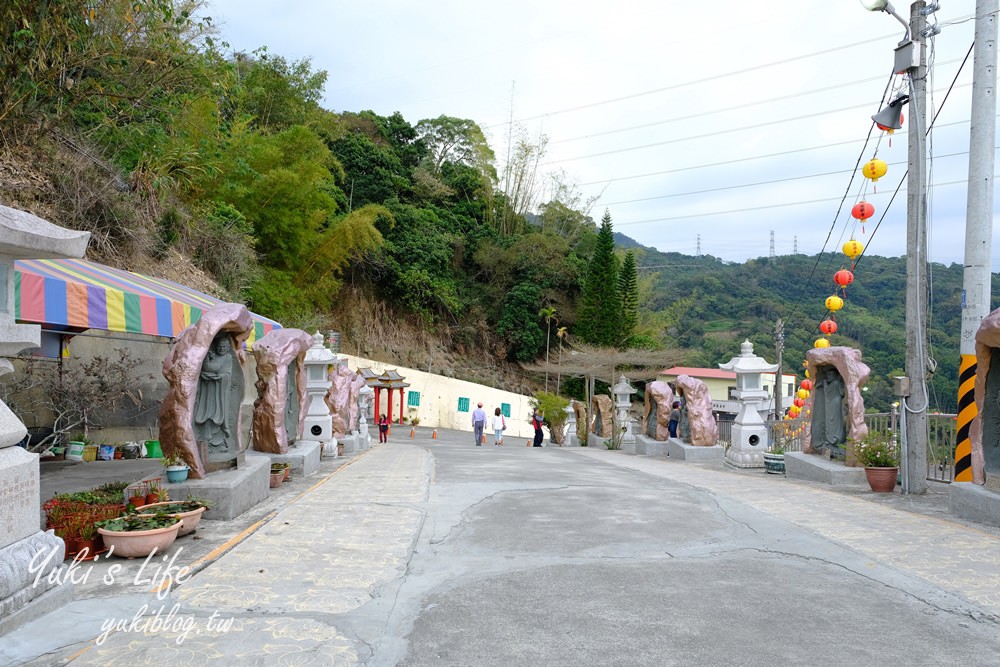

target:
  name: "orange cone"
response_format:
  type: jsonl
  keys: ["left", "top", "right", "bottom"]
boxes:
{"left": 410, "top": 427, "right": 415, "bottom": 438}
{"left": 481, "top": 434, "right": 486, "bottom": 445}
{"left": 432, "top": 429, "right": 437, "bottom": 439}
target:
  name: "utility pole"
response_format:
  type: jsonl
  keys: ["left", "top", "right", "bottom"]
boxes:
{"left": 774, "top": 319, "right": 784, "bottom": 421}
{"left": 903, "top": 1, "right": 929, "bottom": 494}
{"left": 954, "top": 0, "right": 998, "bottom": 483}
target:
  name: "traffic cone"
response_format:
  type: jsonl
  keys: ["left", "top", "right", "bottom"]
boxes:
{"left": 432, "top": 429, "right": 437, "bottom": 439}
{"left": 481, "top": 434, "right": 486, "bottom": 445}
{"left": 526, "top": 440, "right": 531, "bottom": 447}
{"left": 410, "top": 427, "right": 415, "bottom": 438}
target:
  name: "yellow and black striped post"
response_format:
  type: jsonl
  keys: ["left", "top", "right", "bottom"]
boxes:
{"left": 954, "top": 354, "right": 977, "bottom": 482}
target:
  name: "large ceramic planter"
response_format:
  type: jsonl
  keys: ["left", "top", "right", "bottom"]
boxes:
{"left": 763, "top": 452, "right": 785, "bottom": 475}
{"left": 165, "top": 465, "right": 189, "bottom": 483}
{"left": 864, "top": 466, "right": 899, "bottom": 493}
{"left": 135, "top": 501, "right": 207, "bottom": 536}
{"left": 98, "top": 519, "right": 183, "bottom": 558}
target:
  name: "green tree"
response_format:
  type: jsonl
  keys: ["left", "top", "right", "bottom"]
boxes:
{"left": 578, "top": 210, "right": 620, "bottom": 346}
{"left": 497, "top": 283, "right": 545, "bottom": 362}
{"left": 618, "top": 250, "right": 639, "bottom": 345}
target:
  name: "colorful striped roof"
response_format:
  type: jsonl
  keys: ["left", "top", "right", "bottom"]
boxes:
{"left": 14, "top": 258, "right": 281, "bottom": 347}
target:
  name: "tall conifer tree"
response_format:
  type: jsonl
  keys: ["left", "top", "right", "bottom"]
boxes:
{"left": 618, "top": 250, "right": 638, "bottom": 346}
{"left": 579, "top": 210, "right": 620, "bottom": 346}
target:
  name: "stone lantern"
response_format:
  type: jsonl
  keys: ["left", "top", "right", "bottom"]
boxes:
{"left": 719, "top": 340, "right": 778, "bottom": 468}
{"left": 300, "top": 332, "right": 336, "bottom": 456}
{"left": 358, "top": 383, "right": 374, "bottom": 448}
{"left": 563, "top": 402, "right": 578, "bottom": 447}
{"left": 612, "top": 375, "right": 637, "bottom": 447}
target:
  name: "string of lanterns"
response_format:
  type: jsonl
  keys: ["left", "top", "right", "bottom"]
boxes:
{"left": 783, "top": 104, "right": 901, "bottom": 422}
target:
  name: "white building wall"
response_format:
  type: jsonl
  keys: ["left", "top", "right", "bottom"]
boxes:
{"left": 339, "top": 354, "right": 538, "bottom": 440}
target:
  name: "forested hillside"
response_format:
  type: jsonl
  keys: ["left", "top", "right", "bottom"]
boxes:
{"left": 2, "top": 1, "right": 995, "bottom": 412}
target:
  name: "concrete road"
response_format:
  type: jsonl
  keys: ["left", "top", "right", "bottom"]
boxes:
{"left": 6, "top": 427, "right": 1000, "bottom": 666}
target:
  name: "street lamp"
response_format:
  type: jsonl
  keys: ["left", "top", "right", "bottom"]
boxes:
{"left": 859, "top": 0, "right": 911, "bottom": 38}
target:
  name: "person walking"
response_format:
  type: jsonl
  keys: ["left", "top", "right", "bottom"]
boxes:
{"left": 490, "top": 407, "right": 506, "bottom": 446}
{"left": 471, "top": 402, "right": 487, "bottom": 446}
{"left": 668, "top": 401, "right": 681, "bottom": 439}
{"left": 531, "top": 408, "right": 545, "bottom": 447}
{"left": 378, "top": 414, "right": 390, "bottom": 443}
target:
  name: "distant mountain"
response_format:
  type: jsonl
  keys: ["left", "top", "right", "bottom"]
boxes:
{"left": 628, "top": 248, "right": 1000, "bottom": 413}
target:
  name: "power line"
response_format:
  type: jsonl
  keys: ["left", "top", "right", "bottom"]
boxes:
{"left": 483, "top": 34, "right": 904, "bottom": 130}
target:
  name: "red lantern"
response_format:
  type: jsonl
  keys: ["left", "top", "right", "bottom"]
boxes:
{"left": 793, "top": 397, "right": 805, "bottom": 408}
{"left": 800, "top": 379, "right": 813, "bottom": 391}
{"left": 820, "top": 319, "right": 838, "bottom": 335}
{"left": 833, "top": 269, "right": 854, "bottom": 288}
{"left": 851, "top": 201, "right": 874, "bottom": 233}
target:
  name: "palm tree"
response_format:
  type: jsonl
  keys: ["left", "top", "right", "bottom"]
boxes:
{"left": 556, "top": 326, "right": 567, "bottom": 394}
{"left": 539, "top": 306, "right": 557, "bottom": 392}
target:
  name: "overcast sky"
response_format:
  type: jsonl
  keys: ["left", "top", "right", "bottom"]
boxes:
{"left": 201, "top": 1, "right": 997, "bottom": 270}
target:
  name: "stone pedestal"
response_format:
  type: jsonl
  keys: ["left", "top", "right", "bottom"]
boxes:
{"left": 587, "top": 433, "right": 611, "bottom": 449}
{"left": 667, "top": 439, "right": 724, "bottom": 462}
{"left": 784, "top": 451, "right": 867, "bottom": 486}
{"left": 171, "top": 452, "right": 270, "bottom": 521}
{"left": 340, "top": 432, "right": 360, "bottom": 455}
{"left": 266, "top": 440, "right": 321, "bottom": 477}
{"left": 635, "top": 435, "right": 666, "bottom": 458}
{"left": 950, "top": 483, "right": 1000, "bottom": 528}
{"left": 0, "top": 205, "right": 89, "bottom": 632}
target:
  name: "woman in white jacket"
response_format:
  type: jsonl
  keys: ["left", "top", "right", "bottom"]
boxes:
{"left": 490, "top": 408, "right": 506, "bottom": 446}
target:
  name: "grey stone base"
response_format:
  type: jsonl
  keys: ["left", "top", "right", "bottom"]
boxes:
{"left": 950, "top": 482, "right": 1000, "bottom": 528}
{"left": 0, "top": 530, "right": 73, "bottom": 635}
{"left": 562, "top": 434, "right": 579, "bottom": 447}
{"left": 785, "top": 451, "right": 866, "bottom": 486}
{"left": 341, "top": 433, "right": 360, "bottom": 455}
{"left": 171, "top": 452, "right": 269, "bottom": 521}
{"left": 587, "top": 433, "right": 611, "bottom": 449}
{"left": 266, "top": 440, "right": 321, "bottom": 477}
{"left": 668, "top": 440, "right": 724, "bottom": 462}
{"left": 635, "top": 435, "right": 666, "bottom": 458}
{"left": 620, "top": 438, "right": 637, "bottom": 455}
{"left": 724, "top": 447, "right": 764, "bottom": 469}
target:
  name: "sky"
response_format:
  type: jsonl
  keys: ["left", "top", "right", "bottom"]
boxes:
{"left": 200, "top": 0, "right": 998, "bottom": 270}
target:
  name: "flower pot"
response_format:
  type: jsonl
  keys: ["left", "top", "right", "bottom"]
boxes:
{"left": 763, "top": 452, "right": 785, "bottom": 475}
{"left": 337, "top": 443, "right": 345, "bottom": 457}
{"left": 145, "top": 492, "right": 161, "bottom": 505}
{"left": 269, "top": 471, "right": 284, "bottom": 488}
{"left": 129, "top": 495, "right": 146, "bottom": 507}
{"left": 98, "top": 519, "right": 183, "bottom": 559}
{"left": 66, "top": 441, "right": 86, "bottom": 462}
{"left": 165, "top": 466, "right": 189, "bottom": 483}
{"left": 864, "top": 466, "right": 899, "bottom": 493}
{"left": 284, "top": 466, "right": 291, "bottom": 481}
{"left": 135, "top": 501, "right": 207, "bottom": 536}
{"left": 144, "top": 440, "right": 163, "bottom": 459}
{"left": 113, "top": 449, "right": 124, "bottom": 460}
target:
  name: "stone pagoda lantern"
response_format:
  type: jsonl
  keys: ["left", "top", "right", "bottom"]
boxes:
{"left": 719, "top": 340, "right": 778, "bottom": 468}
{"left": 300, "top": 332, "right": 336, "bottom": 457}
{"left": 358, "top": 383, "right": 374, "bottom": 447}
{"left": 612, "top": 375, "right": 637, "bottom": 447}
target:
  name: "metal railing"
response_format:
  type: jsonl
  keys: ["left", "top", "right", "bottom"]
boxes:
{"left": 719, "top": 409, "right": 958, "bottom": 482}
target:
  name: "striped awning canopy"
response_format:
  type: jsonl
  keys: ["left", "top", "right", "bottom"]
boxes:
{"left": 14, "top": 258, "right": 281, "bottom": 346}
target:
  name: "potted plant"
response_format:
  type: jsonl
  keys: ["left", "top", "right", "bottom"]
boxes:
{"left": 134, "top": 498, "right": 210, "bottom": 536}
{"left": 269, "top": 463, "right": 285, "bottom": 488}
{"left": 763, "top": 444, "right": 786, "bottom": 475}
{"left": 96, "top": 513, "right": 183, "bottom": 558}
{"left": 854, "top": 430, "right": 900, "bottom": 493}
{"left": 164, "top": 454, "right": 190, "bottom": 483}
{"left": 145, "top": 479, "right": 166, "bottom": 505}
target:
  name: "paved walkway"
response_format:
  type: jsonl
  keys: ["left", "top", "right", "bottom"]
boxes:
{"left": 5, "top": 430, "right": 1000, "bottom": 665}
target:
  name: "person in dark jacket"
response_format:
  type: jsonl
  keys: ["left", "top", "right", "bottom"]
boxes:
{"left": 531, "top": 408, "right": 545, "bottom": 447}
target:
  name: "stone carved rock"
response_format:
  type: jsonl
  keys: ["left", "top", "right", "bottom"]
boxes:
{"left": 160, "top": 304, "right": 252, "bottom": 479}
{"left": 971, "top": 309, "right": 1000, "bottom": 485}
{"left": 643, "top": 381, "right": 674, "bottom": 441}
{"left": 675, "top": 374, "right": 719, "bottom": 446}
{"left": 573, "top": 399, "right": 588, "bottom": 443}
{"left": 803, "top": 346, "right": 870, "bottom": 464}
{"left": 591, "top": 395, "right": 614, "bottom": 437}
{"left": 324, "top": 364, "right": 363, "bottom": 437}
{"left": 252, "top": 328, "right": 314, "bottom": 454}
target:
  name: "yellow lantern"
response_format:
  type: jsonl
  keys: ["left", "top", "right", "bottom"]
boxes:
{"left": 814, "top": 337, "right": 830, "bottom": 348}
{"left": 825, "top": 295, "right": 844, "bottom": 311}
{"left": 804, "top": 370, "right": 810, "bottom": 378}
{"left": 862, "top": 158, "right": 887, "bottom": 182}
{"left": 843, "top": 239, "right": 864, "bottom": 260}
{"left": 797, "top": 388, "right": 810, "bottom": 399}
